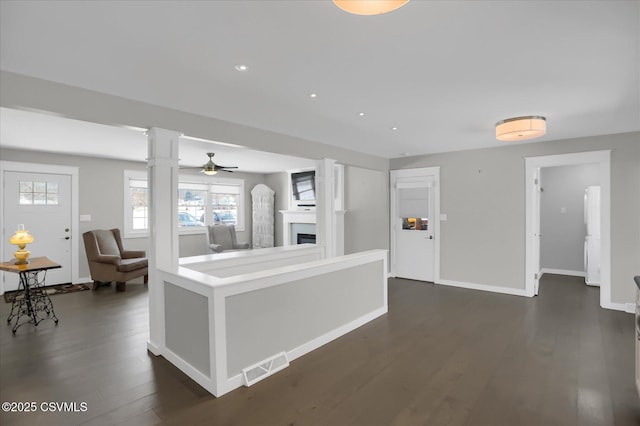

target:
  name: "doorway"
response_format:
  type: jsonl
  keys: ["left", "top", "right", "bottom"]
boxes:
{"left": 0, "top": 161, "right": 79, "bottom": 293}
{"left": 390, "top": 167, "right": 440, "bottom": 282}
{"left": 539, "top": 164, "right": 600, "bottom": 281}
{"left": 525, "top": 151, "right": 611, "bottom": 308}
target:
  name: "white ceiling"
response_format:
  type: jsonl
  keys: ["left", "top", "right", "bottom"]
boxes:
{"left": 0, "top": 1, "right": 638, "bottom": 161}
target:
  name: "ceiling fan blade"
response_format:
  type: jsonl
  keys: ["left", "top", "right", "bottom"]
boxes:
{"left": 216, "top": 166, "right": 238, "bottom": 169}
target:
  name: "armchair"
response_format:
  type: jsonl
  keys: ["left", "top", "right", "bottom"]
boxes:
{"left": 83, "top": 228, "right": 148, "bottom": 292}
{"left": 206, "top": 225, "right": 250, "bottom": 253}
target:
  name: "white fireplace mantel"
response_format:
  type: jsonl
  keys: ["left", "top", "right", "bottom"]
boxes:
{"left": 280, "top": 209, "right": 345, "bottom": 256}
{"left": 280, "top": 210, "right": 316, "bottom": 246}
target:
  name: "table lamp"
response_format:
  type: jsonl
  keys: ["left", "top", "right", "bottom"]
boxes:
{"left": 10, "top": 224, "right": 34, "bottom": 265}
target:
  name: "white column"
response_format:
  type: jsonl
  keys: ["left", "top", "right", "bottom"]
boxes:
{"left": 315, "top": 158, "right": 336, "bottom": 258}
{"left": 147, "top": 127, "right": 181, "bottom": 355}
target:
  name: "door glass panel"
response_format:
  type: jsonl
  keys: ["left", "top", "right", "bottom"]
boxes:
{"left": 399, "top": 186, "right": 432, "bottom": 231}
{"left": 402, "top": 217, "right": 429, "bottom": 231}
{"left": 19, "top": 180, "right": 60, "bottom": 205}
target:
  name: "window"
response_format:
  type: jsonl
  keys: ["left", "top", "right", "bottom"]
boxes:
{"left": 124, "top": 171, "right": 244, "bottom": 238}
{"left": 178, "top": 183, "right": 207, "bottom": 230}
{"left": 211, "top": 184, "right": 241, "bottom": 226}
{"left": 124, "top": 171, "right": 149, "bottom": 237}
{"left": 19, "top": 180, "right": 59, "bottom": 205}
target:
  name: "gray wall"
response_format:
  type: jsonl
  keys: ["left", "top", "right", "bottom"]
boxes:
{"left": 225, "top": 260, "right": 385, "bottom": 377}
{"left": 344, "top": 166, "right": 389, "bottom": 255}
{"left": 390, "top": 132, "right": 640, "bottom": 305}
{"left": 540, "top": 164, "right": 600, "bottom": 273}
{"left": 0, "top": 147, "right": 266, "bottom": 279}
{"left": 165, "top": 282, "right": 211, "bottom": 376}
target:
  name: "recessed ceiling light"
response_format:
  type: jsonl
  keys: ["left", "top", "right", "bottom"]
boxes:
{"left": 234, "top": 64, "right": 248, "bottom": 72}
{"left": 358, "top": 112, "right": 365, "bottom": 117}
{"left": 309, "top": 93, "right": 317, "bottom": 98}
{"left": 391, "top": 126, "right": 398, "bottom": 131}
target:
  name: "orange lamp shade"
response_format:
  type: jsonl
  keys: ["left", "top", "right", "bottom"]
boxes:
{"left": 333, "top": 0, "right": 410, "bottom": 16}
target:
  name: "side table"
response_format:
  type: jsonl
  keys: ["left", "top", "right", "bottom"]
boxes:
{"left": 0, "top": 257, "right": 61, "bottom": 333}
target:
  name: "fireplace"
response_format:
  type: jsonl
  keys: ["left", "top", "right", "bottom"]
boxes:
{"left": 297, "top": 233, "right": 316, "bottom": 244}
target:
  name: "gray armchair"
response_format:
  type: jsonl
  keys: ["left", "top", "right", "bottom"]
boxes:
{"left": 83, "top": 228, "right": 148, "bottom": 292}
{"left": 206, "top": 225, "right": 250, "bottom": 253}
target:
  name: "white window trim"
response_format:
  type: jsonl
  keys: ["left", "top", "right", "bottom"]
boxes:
{"left": 124, "top": 171, "right": 245, "bottom": 238}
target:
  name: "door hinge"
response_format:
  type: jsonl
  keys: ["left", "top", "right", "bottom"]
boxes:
{"left": 534, "top": 273, "right": 538, "bottom": 280}
{"left": 534, "top": 178, "right": 539, "bottom": 185}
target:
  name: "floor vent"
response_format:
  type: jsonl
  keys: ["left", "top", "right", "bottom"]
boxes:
{"left": 242, "top": 352, "right": 289, "bottom": 387}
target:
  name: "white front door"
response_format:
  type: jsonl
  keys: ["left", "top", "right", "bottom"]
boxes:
{"left": 393, "top": 176, "right": 436, "bottom": 282}
{"left": 2, "top": 171, "right": 73, "bottom": 291}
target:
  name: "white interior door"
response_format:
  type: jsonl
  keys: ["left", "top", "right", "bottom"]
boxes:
{"left": 2, "top": 171, "right": 73, "bottom": 291}
{"left": 394, "top": 179, "right": 435, "bottom": 282}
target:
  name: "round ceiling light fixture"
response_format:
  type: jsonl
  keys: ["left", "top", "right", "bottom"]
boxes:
{"left": 495, "top": 116, "right": 546, "bottom": 141}
{"left": 332, "top": 0, "right": 410, "bottom": 16}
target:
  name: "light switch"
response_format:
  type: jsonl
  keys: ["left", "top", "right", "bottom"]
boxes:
{"left": 560, "top": 207, "right": 566, "bottom": 214}
{"left": 440, "top": 213, "right": 448, "bottom": 221}
{"left": 80, "top": 214, "right": 92, "bottom": 222}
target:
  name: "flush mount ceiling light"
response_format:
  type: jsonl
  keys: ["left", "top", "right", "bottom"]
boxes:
{"left": 495, "top": 116, "right": 546, "bottom": 141}
{"left": 332, "top": 0, "right": 409, "bottom": 15}
{"left": 234, "top": 64, "right": 248, "bottom": 72}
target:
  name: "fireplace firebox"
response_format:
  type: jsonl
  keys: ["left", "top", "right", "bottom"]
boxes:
{"left": 297, "top": 233, "right": 316, "bottom": 244}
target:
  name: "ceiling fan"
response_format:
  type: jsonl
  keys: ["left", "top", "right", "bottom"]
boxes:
{"left": 184, "top": 152, "right": 238, "bottom": 175}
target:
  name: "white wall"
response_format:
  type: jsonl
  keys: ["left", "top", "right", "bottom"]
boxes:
{"left": 390, "top": 132, "right": 640, "bottom": 306}
{"left": 540, "top": 164, "right": 600, "bottom": 273}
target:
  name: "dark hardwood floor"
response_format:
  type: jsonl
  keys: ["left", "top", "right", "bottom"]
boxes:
{"left": 0, "top": 275, "right": 637, "bottom": 425}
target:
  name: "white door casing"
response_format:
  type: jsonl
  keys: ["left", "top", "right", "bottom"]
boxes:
{"left": 532, "top": 167, "right": 542, "bottom": 296}
{"left": 390, "top": 167, "right": 440, "bottom": 282}
{"left": 0, "top": 161, "right": 79, "bottom": 294}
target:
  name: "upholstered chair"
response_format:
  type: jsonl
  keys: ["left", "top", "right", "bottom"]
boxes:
{"left": 82, "top": 228, "right": 148, "bottom": 292}
{"left": 206, "top": 224, "right": 250, "bottom": 253}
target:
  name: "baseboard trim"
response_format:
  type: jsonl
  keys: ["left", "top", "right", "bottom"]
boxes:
{"left": 601, "top": 301, "right": 635, "bottom": 314}
{"left": 146, "top": 341, "right": 162, "bottom": 356}
{"left": 539, "top": 268, "right": 586, "bottom": 278}
{"left": 437, "top": 279, "right": 528, "bottom": 297}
